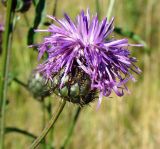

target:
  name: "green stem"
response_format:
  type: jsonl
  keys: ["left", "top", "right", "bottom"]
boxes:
{"left": 5, "top": 127, "right": 53, "bottom": 148}
{"left": 0, "top": 0, "right": 13, "bottom": 148}
{"left": 5, "top": 127, "right": 37, "bottom": 139}
{"left": 107, "top": 0, "right": 116, "bottom": 20}
{"left": 60, "top": 107, "right": 81, "bottom": 149}
{"left": 30, "top": 100, "right": 66, "bottom": 149}
{"left": 13, "top": 77, "right": 28, "bottom": 89}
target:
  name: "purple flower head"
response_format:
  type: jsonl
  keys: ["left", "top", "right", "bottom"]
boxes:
{"left": 36, "top": 10, "right": 141, "bottom": 105}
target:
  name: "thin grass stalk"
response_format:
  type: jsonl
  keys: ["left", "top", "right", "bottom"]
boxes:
{"left": 95, "top": 0, "right": 101, "bottom": 19}
{"left": 52, "top": 0, "right": 58, "bottom": 16}
{"left": 0, "top": 0, "right": 14, "bottom": 148}
{"left": 60, "top": 107, "right": 81, "bottom": 149}
{"left": 30, "top": 100, "right": 66, "bottom": 149}
{"left": 107, "top": 0, "right": 116, "bottom": 20}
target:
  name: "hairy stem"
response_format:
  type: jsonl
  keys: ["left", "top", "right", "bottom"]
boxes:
{"left": 30, "top": 100, "right": 66, "bottom": 149}
{"left": 0, "top": 0, "right": 13, "bottom": 148}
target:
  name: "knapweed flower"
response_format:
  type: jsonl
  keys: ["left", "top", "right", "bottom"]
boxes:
{"left": 35, "top": 10, "right": 141, "bottom": 106}
{"left": 0, "top": 24, "right": 4, "bottom": 54}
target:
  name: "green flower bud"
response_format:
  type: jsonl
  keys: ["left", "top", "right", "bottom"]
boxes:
{"left": 28, "top": 72, "right": 51, "bottom": 100}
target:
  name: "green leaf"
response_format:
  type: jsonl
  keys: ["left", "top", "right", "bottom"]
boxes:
{"left": 5, "top": 127, "right": 54, "bottom": 148}
{"left": 27, "top": 0, "right": 46, "bottom": 45}
{"left": 5, "top": 127, "right": 37, "bottom": 139}
{"left": 114, "top": 27, "right": 148, "bottom": 51}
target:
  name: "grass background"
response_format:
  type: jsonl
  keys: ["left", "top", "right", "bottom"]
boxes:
{"left": 0, "top": 0, "right": 160, "bottom": 148}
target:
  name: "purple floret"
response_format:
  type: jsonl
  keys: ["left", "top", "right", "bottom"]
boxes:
{"left": 0, "top": 24, "right": 4, "bottom": 54}
{"left": 35, "top": 10, "right": 141, "bottom": 105}
{"left": 0, "top": 24, "right": 4, "bottom": 31}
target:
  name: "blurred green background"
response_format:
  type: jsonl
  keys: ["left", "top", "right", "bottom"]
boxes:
{"left": 0, "top": 0, "right": 160, "bottom": 148}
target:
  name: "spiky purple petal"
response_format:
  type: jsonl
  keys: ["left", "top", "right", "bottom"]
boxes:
{"left": 35, "top": 10, "right": 141, "bottom": 103}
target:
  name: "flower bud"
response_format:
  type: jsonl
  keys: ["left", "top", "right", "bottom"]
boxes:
{"left": 28, "top": 72, "right": 51, "bottom": 100}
